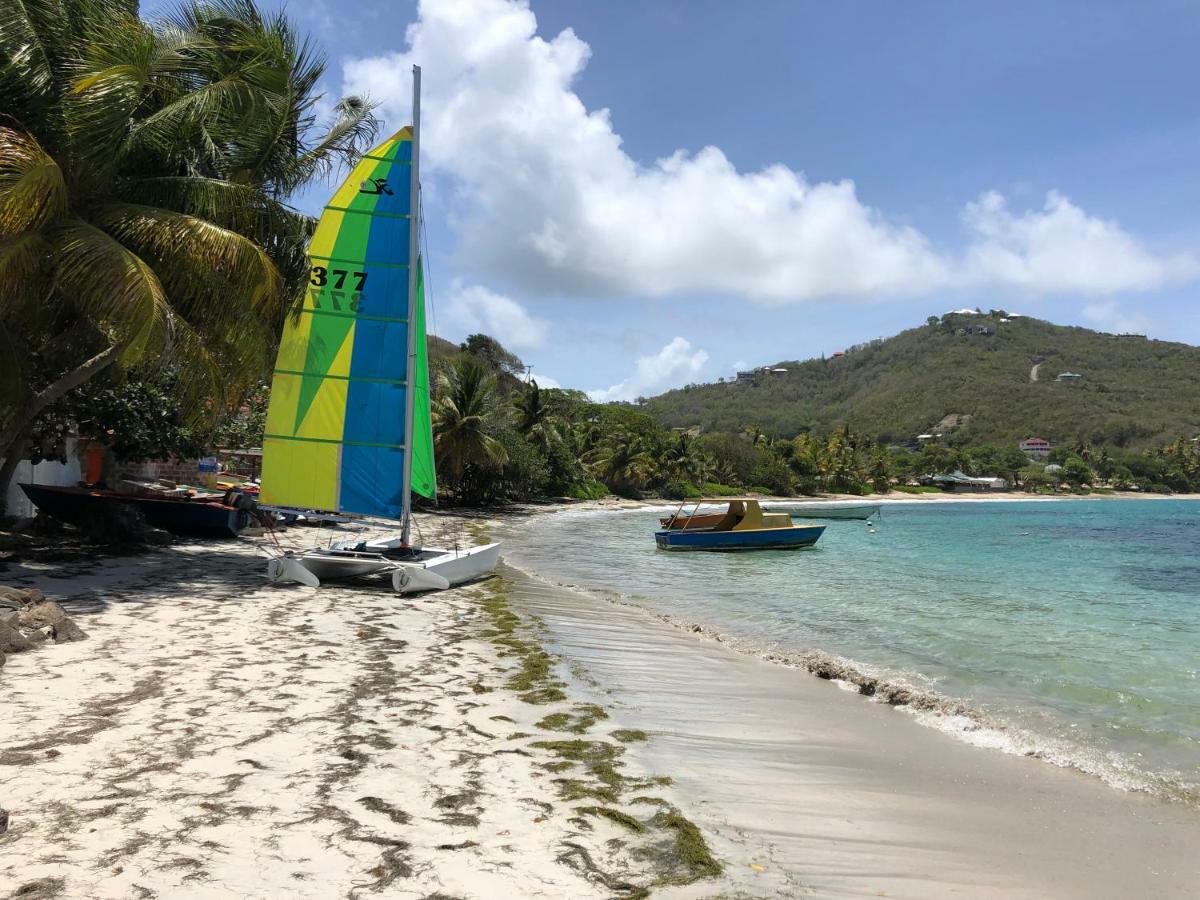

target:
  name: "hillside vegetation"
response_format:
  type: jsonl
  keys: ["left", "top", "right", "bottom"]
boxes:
{"left": 643, "top": 313, "right": 1200, "bottom": 448}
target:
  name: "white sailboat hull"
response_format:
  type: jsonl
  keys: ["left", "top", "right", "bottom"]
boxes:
{"left": 267, "top": 541, "right": 501, "bottom": 591}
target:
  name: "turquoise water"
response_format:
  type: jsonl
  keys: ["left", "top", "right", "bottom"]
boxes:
{"left": 504, "top": 500, "right": 1200, "bottom": 801}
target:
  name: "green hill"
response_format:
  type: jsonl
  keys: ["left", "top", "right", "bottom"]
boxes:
{"left": 642, "top": 312, "right": 1200, "bottom": 449}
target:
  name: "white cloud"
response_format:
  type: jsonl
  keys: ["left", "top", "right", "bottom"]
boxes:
{"left": 588, "top": 337, "right": 708, "bottom": 402}
{"left": 443, "top": 280, "right": 549, "bottom": 350}
{"left": 1080, "top": 299, "right": 1152, "bottom": 335}
{"left": 527, "top": 372, "right": 561, "bottom": 389}
{"left": 344, "top": 0, "right": 1197, "bottom": 303}
{"left": 961, "top": 191, "right": 1197, "bottom": 294}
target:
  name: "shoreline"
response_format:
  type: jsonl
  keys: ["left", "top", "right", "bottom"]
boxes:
{"left": 498, "top": 549, "right": 1199, "bottom": 807}
{"left": 494, "top": 499, "right": 1200, "bottom": 806}
{"left": 491, "top": 516, "right": 1200, "bottom": 897}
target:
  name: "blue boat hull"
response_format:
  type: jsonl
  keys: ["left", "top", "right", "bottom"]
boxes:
{"left": 655, "top": 524, "right": 825, "bottom": 552}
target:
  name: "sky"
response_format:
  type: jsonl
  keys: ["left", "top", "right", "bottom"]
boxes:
{"left": 146, "top": 0, "right": 1200, "bottom": 399}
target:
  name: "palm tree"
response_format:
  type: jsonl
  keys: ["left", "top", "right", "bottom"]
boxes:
{"left": 584, "top": 430, "right": 654, "bottom": 496}
{"left": 0, "top": 0, "right": 377, "bottom": 497}
{"left": 515, "top": 380, "right": 560, "bottom": 453}
{"left": 433, "top": 357, "right": 510, "bottom": 486}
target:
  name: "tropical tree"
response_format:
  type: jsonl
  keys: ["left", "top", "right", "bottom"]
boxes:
{"left": 514, "top": 380, "right": 560, "bottom": 452}
{"left": 432, "top": 357, "right": 510, "bottom": 487}
{"left": 584, "top": 430, "right": 655, "bottom": 496}
{"left": 0, "top": 0, "right": 377, "bottom": 500}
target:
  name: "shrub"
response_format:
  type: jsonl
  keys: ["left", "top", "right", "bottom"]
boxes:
{"left": 565, "top": 479, "right": 608, "bottom": 500}
{"left": 659, "top": 481, "right": 702, "bottom": 500}
{"left": 700, "top": 482, "right": 741, "bottom": 496}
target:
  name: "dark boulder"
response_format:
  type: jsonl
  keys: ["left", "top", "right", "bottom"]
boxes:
{"left": 53, "top": 618, "right": 87, "bottom": 643}
{"left": 0, "top": 619, "right": 35, "bottom": 653}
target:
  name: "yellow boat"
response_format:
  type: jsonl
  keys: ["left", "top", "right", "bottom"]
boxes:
{"left": 655, "top": 498, "right": 826, "bottom": 551}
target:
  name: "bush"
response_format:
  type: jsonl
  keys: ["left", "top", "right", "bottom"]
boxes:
{"left": 565, "top": 479, "right": 608, "bottom": 500}
{"left": 893, "top": 485, "right": 940, "bottom": 494}
{"left": 659, "top": 481, "right": 701, "bottom": 500}
{"left": 700, "top": 482, "right": 741, "bottom": 496}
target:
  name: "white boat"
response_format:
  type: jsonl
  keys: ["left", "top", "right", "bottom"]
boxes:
{"left": 763, "top": 501, "right": 882, "bottom": 520}
{"left": 257, "top": 66, "right": 500, "bottom": 592}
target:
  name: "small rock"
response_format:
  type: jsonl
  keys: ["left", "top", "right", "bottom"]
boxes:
{"left": 18, "top": 600, "right": 68, "bottom": 630}
{"left": 52, "top": 617, "right": 87, "bottom": 643}
{"left": 0, "top": 807, "right": 8, "bottom": 833}
{"left": 0, "top": 649, "right": 6, "bottom": 669}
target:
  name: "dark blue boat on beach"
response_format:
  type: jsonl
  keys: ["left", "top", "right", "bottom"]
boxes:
{"left": 655, "top": 498, "right": 825, "bottom": 551}
{"left": 20, "top": 483, "right": 248, "bottom": 538}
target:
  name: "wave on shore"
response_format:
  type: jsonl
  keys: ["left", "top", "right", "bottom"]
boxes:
{"left": 500, "top": 554, "right": 1200, "bottom": 808}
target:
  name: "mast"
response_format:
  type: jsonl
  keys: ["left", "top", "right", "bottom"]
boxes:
{"left": 400, "top": 64, "right": 421, "bottom": 545}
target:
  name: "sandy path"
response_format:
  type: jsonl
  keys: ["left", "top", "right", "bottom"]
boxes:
{"left": 0, "top": 527, "right": 725, "bottom": 898}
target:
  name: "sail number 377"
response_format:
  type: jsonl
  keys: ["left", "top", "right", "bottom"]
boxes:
{"left": 309, "top": 266, "right": 368, "bottom": 312}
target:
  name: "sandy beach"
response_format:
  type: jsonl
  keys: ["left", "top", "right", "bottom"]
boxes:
{"left": 2, "top": 503, "right": 1198, "bottom": 898}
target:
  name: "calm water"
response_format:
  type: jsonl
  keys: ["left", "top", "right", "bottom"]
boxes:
{"left": 503, "top": 500, "right": 1200, "bottom": 801}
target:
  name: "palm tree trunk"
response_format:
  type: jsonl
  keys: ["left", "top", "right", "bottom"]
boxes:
{"left": 0, "top": 424, "right": 33, "bottom": 516}
{"left": 0, "top": 343, "right": 122, "bottom": 508}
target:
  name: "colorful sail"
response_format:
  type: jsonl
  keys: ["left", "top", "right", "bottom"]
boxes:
{"left": 260, "top": 128, "right": 422, "bottom": 518}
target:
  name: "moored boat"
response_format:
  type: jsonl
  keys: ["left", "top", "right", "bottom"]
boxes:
{"left": 655, "top": 498, "right": 825, "bottom": 551}
{"left": 762, "top": 501, "right": 881, "bottom": 520}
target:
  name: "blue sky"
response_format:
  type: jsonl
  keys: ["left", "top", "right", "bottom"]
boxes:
{"left": 146, "top": 0, "right": 1200, "bottom": 398}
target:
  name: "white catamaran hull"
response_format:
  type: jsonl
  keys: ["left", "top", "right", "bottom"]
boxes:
{"left": 267, "top": 542, "right": 502, "bottom": 592}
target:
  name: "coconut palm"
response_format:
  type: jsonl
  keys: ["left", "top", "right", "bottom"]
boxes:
{"left": 584, "top": 430, "right": 655, "bottom": 496}
{"left": 432, "top": 357, "right": 510, "bottom": 485}
{"left": 514, "top": 380, "right": 561, "bottom": 453}
{"left": 0, "top": 0, "right": 377, "bottom": 496}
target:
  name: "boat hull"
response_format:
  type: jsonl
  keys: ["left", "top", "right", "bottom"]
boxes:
{"left": 20, "top": 483, "right": 244, "bottom": 537}
{"left": 655, "top": 525, "right": 825, "bottom": 551}
{"left": 763, "top": 502, "right": 881, "bottom": 520}
{"left": 282, "top": 541, "right": 502, "bottom": 590}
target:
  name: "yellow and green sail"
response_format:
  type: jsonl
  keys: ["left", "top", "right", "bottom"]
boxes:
{"left": 260, "top": 127, "right": 436, "bottom": 518}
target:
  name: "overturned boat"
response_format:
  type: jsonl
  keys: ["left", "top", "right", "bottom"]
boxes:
{"left": 258, "top": 66, "right": 499, "bottom": 592}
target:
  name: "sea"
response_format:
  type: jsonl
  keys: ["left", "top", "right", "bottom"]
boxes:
{"left": 502, "top": 499, "right": 1200, "bottom": 804}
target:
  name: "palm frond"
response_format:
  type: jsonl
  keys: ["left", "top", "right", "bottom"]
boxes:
{"left": 0, "top": 231, "right": 50, "bottom": 313}
{"left": 49, "top": 219, "right": 170, "bottom": 364}
{"left": 0, "top": 126, "right": 67, "bottom": 235}
{"left": 94, "top": 202, "right": 283, "bottom": 316}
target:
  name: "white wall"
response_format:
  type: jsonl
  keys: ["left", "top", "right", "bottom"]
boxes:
{"left": 3, "top": 437, "right": 82, "bottom": 518}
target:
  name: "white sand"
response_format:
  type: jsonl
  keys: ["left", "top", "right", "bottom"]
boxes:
{"left": 0, "top": 521, "right": 724, "bottom": 898}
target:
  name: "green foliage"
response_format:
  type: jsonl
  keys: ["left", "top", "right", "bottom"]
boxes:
{"left": 643, "top": 314, "right": 1200, "bottom": 450}
{"left": 700, "top": 482, "right": 741, "bottom": 496}
{"left": 0, "top": 0, "right": 379, "bottom": 448}
{"left": 565, "top": 479, "right": 609, "bottom": 500}
{"left": 31, "top": 370, "right": 208, "bottom": 465}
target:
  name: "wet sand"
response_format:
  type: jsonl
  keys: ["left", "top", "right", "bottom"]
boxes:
{"left": 503, "top": 563, "right": 1200, "bottom": 898}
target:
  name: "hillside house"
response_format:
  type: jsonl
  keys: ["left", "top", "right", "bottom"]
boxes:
{"left": 1019, "top": 438, "right": 1051, "bottom": 457}
{"left": 735, "top": 370, "right": 757, "bottom": 384}
{"left": 1055, "top": 372, "right": 1083, "bottom": 383}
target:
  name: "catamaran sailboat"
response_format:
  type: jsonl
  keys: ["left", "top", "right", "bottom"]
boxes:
{"left": 260, "top": 66, "right": 500, "bottom": 591}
